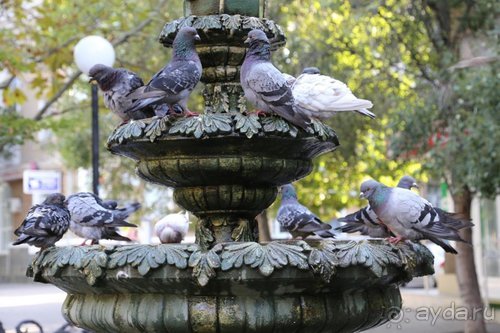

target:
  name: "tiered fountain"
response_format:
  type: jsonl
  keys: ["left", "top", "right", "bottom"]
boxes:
{"left": 27, "top": 1, "right": 434, "bottom": 332}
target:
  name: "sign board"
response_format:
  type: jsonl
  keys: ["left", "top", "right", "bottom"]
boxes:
{"left": 23, "top": 170, "right": 62, "bottom": 194}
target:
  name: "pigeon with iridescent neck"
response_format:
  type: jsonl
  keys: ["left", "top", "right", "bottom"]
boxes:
{"left": 277, "top": 184, "right": 335, "bottom": 239}
{"left": 125, "top": 27, "right": 202, "bottom": 116}
{"left": 89, "top": 64, "right": 155, "bottom": 122}
{"left": 359, "top": 179, "right": 472, "bottom": 253}
{"left": 13, "top": 193, "right": 70, "bottom": 249}
{"left": 337, "top": 175, "right": 418, "bottom": 237}
{"left": 240, "top": 29, "right": 311, "bottom": 129}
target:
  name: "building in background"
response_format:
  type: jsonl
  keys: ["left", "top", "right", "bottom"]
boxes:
{"left": 0, "top": 74, "right": 78, "bottom": 281}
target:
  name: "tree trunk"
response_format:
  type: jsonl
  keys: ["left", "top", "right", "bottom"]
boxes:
{"left": 256, "top": 210, "right": 272, "bottom": 242}
{"left": 452, "top": 186, "right": 486, "bottom": 333}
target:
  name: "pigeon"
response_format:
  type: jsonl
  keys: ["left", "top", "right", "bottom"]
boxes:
{"left": 88, "top": 64, "right": 156, "bottom": 122}
{"left": 290, "top": 68, "right": 375, "bottom": 119}
{"left": 337, "top": 175, "right": 419, "bottom": 237}
{"left": 66, "top": 192, "right": 139, "bottom": 245}
{"left": 13, "top": 193, "right": 70, "bottom": 249}
{"left": 277, "top": 184, "right": 336, "bottom": 239}
{"left": 359, "top": 179, "right": 472, "bottom": 253}
{"left": 154, "top": 211, "right": 190, "bottom": 243}
{"left": 125, "top": 27, "right": 202, "bottom": 116}
{"left": 240, "top": 29, "right": 311, "bottom": 129}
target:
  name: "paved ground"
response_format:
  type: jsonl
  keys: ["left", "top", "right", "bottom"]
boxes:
{"left": 2, "top": 282, "right": 500, "bottom": 333}
{"left": 0, "top": 282, "right": 69, "bottom": 333}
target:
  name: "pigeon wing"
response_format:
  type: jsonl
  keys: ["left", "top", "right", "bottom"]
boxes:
{"left": 245, "top": 62, "right": 309, "bottom": 127}
{"left": 147, "top": 60, "right": 201, "bottom": 96}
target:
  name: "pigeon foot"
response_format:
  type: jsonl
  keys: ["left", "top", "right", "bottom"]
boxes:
{"left": 387, "top": 236, "right": 405, "bottom": 244}
{"left": 184, "top": 110, "right": 198, "bottom": 117}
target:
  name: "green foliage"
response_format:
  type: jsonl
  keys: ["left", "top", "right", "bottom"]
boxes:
{"left": 0, "top": 108, "right": 41, "bottom": 157}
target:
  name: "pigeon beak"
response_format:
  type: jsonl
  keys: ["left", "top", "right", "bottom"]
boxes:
{"left": 412, "top": 183, "right": 419, "bottom": 189}
{"left": 194, "top": 34, "right": 201, "bottom": 41}
{"left": 89, "top": 77, "right": 97, "bottom": 84}
{"left": 359, "top": 192, "right": 366, "bottom": 199}
{"left": 244, "top": 37, "right": 251, "bottom": 44}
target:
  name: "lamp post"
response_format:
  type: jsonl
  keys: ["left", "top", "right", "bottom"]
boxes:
{"left": 73, "top": 36, "right": 115, "bottom": 196}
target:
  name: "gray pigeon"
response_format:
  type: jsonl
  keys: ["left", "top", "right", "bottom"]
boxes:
{"left": 125, "top": 27, "right": 202, "bottom": 116}
{"left": 240, "top": 29, "right": 311, "bottom": 129}
{"left": 13, "top": 193, "right": 70, "bottom": 249}
{"left": 89, "top": 64, "right": 155, "bottom": 122}
{"left": 66, "top": 192, "right": 139, "bottom": 245}
{"left": 359, "top": 179, "right": 472, "bottom": 253}
{"left": 337, "top": 175, "right": 419, "bottom": 237}
{"left": 277, "top": 184, "right": 335, "bottom": 239}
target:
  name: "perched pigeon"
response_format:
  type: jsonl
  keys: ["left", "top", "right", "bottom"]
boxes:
{"left": 277, "top": 184, "right": 336, "bottom": 239}
{"left": 89, "top": 64, "right": 155, "bottom": 122}
{"left": 240, "top": 29, "right": 311, "bottom": 129}
{"left": 66, "top": 192, "right": 139, "bottom": 245}
{"left": 154, "top": 211, "right": 190, "bottom": 243}
{"left": 359, "top": 179, "right": 472, "bottom": 253}
{"left": 291, "top": 68, "right": 375, "bottom": 119}
{"left": 125, "top": 27, "right": 202, "bottom": 116}
{"left": 337, "top": 175, "right": 419, "bottom": 237}
{"left": 13, "top": 193, "right": 70, "bottom": 249}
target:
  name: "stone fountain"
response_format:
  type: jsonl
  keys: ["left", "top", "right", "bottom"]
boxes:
{"left": 27, "top": 1, "right": 434, "bottom": 332}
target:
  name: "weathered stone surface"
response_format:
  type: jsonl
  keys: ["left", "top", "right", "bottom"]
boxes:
{"left": 28, "top": 240, "right": 433, "bottom": 332}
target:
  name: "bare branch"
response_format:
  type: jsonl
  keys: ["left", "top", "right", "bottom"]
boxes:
{"left": 33, "top": 70, "right": 82, "bottom": 120}
{"left": 0, "top": 75, "right": 15, "bottom": 89}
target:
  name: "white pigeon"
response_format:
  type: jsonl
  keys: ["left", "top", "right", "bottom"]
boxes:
{"left": 154, "top": 211, "right": 190, "bottom": 244}
{"left": 291, "top": 67, "right": 375, "bottom": 119}
{"left": 359, "top": 179, "right": 472, "bottom": 253}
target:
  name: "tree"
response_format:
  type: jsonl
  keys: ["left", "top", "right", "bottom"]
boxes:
{"left": 387, "top": 2, "right": 498, "bottom": 332}
{"left": 273, "top": 2, "right": 497, "bottom": 331}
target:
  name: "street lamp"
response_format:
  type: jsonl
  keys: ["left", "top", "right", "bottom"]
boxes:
{"left": 73, "top": 36, "right": 115, "bottom": 196}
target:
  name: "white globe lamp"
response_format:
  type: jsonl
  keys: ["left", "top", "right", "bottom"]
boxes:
{"left": 73, "top": 35, "right": 115, "bottom": 74}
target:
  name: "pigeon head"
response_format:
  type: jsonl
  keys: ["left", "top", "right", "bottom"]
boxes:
{"left": 244, "top": 30, "right": 271, "bottom": 60}
{"left": 244, "top": 29, "right": 269, "bottom": 46}
{"left": 173, "top": 27, "right": 201, "bottom": 58}
{"left": 88, "top": 64, "right": 116, "bottom": 91}
{"left": 398, "top": 175, "right": 419, "bottom": 189}
{"left": 43, "top": 193, "right": 66, "bottom": 206}
{"left": 359, "top": 180, "right": 381, "bottom": 200}
{"left": 302, "top": 67, "right": 321, "bottom": 75}
{"left": 280, "top": 184, "right": 298, "bottom": 201}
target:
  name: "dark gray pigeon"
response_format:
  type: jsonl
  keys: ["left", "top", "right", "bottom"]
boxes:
{"left": 240, "top": 29, "right": 311, "bottom": 129}
{"left": 125, "top": 27, "right": 202, "bottom": 116}
{"left": 359, "top": 179, "right": 472, "bottom": 253}
{"left": 13, "top": 193, "right": 70, "bottom": 249}
{"left": 89, "top": 64, "right": 155, "bottom": 122}
{"left": 66, "top": 192, "right": 139, "bottom": 245}
{"left": 277, "top": 184, "right": 336, "bottom": 239}
{"left": 337, "top": 175, "right": 419, "bottom": 237}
